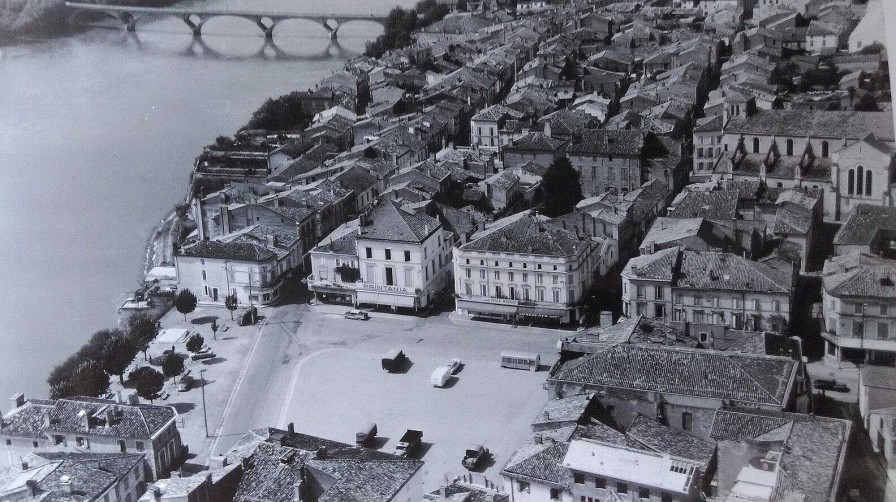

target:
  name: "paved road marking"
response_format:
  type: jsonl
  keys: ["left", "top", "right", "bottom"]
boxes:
{"left": 278, "top": 346, "right": 348, "bottom": 428}
{"left": 204, "top": 316, "right": 271, "bottom": 463}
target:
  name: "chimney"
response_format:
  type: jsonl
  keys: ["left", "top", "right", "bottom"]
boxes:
{"left": 25, "top": 479, "right": 38, "bottom": 496}
{"left": 287, "top": 422, "right": 295, "bottom": 437}
{"left": 21, "top": 460, "right": 29, "bottom": 470}
{"left": 10, "top": 393, "right": 25, "bottom": 410}
{"left": 80, "top": 409, "right": 91, "bottom": 432}
{"left": 105, "top": 409, "right": 115, "bottom": 426}
{"left": 59, "top": 475, "right": 74, "bottom": 494}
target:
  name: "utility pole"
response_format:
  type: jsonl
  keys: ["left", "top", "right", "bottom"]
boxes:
{"left": 200, "top": 369, "right": 209, "bottom": 438}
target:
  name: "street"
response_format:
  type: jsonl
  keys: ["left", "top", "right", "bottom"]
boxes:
{"left": 153, "top": 293, "right": 564, "bottom": 492}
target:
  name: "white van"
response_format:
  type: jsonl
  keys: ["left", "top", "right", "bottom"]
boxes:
{"left": 430, "top": 366, "right": 452, "bottom": 387}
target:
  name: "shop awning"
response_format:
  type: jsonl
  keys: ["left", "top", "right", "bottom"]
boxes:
{"left": 456, "top": 300, "right": 519, "bottom": 315}
{"left": 518, "top": 306, "right": 565, "bottom": 318}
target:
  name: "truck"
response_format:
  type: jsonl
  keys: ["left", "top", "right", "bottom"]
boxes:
{"left": 462, "top": 444, "right": 489, "bottom": 470}
{"left": 382, "top": 349, "right": 408, "bottom": 373}
{"left": 430, "top": 366, "right": 452, "bottom": 387}
{"left": 393, "top": 429, "right": 423, "bottom": 458}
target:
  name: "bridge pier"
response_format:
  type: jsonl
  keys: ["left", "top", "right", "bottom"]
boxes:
{"left": 182, "top": 14, "right": 204, "bottom": 37}
{"left": 119, "top": 11, "right": 136, "bottom": 32}
{"left": 322, "top": 19, "right": 340, "bottom": 40}
{"left": 255, "top": 17, "right": 277, "bottom": 39}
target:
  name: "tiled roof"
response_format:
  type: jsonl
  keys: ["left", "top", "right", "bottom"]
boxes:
{"left": 460, "top": 213, "right": 587, "bottom": 257}
{"left": 358, "top": 199, "right": 441, "bottom": 243}
{"left": 694, "top": 115, "right": 723, "bottom": 132}
{"left": 668, "top": 189, "right": 740, "bottom": 219}
{"left": 178, "top": 239, "right": 277, "bottom": 262}
{"left": 861, "top": 366, "right": 896, "bottom": 390}
{"left": 710, "top": 407, "right": 821, "bottom": 441}
{"left": 0, "top": 452, "right": 145, "bottom": 501}
{"left": 336, "top": 166, "right": 379, "bottom": 194}
{"left": 472, "top": 104, "right": 524, "bottom": 122}
{"left": 823, "top": 258, "right": 896, "bottom": 299}
{"left": 574, "top": 316, "right": 698, "bottom": 348}
{"left": 532, "top": 395, "right": 591, "bottom": 427}
{"left": 622, "top": 247, "right": 679, "bottom": 280}
{"left": 550, "top": 344, "right": 796, "bottom": 406}
{"left": 725, "top": 110, "right": 894, "bottom": 142}
{"left": 567, "top": 129, "right": 645, "bottom": 156}
{"left": 505, "top": 132, "right": 566, "bottom": 152}
{"left": 625, "top": 415, "right": 716, "bottom": 469}
{"left": 834, "top": 204, "right": 896, "bottom": 247}
{"left": 232, "top": 428, "right": 423, "bottom": 502}
{"left": 501, "top": 440, "right": 570, "bottom": 487}
{"left": 1, "top": 397, "right": 176, "bottom": 440}
{"left": 643, "top": 217, "right": 705, "bottom": 246}
{"left": 676, "top": 251, "right": 793, "bottom": 293}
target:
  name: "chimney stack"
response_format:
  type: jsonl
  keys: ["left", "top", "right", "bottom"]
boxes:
{"left": 288, "top": 422, "right": 295, "bottom": 437}
{"left": 10, "top": 393, "right": 25, "bottom": 411}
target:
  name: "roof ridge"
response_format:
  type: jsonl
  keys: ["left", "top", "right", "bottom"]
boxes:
{"left": 726, "top": 357, "right": 780, "bottom": 404}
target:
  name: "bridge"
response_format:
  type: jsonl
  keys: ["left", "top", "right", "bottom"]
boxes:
{"left": 64, "top": 2, "right": 389, "bottom": 39}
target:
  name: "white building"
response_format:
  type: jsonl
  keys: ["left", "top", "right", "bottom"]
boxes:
{"left": 307, "top": 199, "right": 454, "bottom": 311}
{"left": 453, "top": 212, "right": 607, "bottom": 324}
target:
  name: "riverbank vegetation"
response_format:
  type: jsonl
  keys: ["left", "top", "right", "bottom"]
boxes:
{"left": 0, "top": 0, "right": 177, "bottom": 36}
{"left": 364, "top": 0, "right": 450, "bottom": 58}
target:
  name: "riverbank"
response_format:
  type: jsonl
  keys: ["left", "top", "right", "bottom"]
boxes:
{"left": 0, "top": 0, "right": 182, "bottom": 37}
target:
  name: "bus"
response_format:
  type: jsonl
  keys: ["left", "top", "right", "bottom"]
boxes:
{"left": 500, "top": 351, "right": 540, "bottom": 371}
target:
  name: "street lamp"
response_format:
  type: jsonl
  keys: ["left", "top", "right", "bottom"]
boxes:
{"left": 199, "top": 369, "right": 209, "bottom": 438}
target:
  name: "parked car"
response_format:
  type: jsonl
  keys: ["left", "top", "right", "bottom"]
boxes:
{"left": 177, "top": 375, "right": 194, "bottom": 392}
{"left": 382, "top": 349, "right": 408, "bottom": 373}
{"left": 814, "top": 378, "right": 837, "bottom": 390}
{"left": 191, "top": 352, "right": 216, "bottom": 361}
{"left": 447, "top": 358, "right": 463, "bottom": 374}
{"left": 462, "top": 444, "right": 489, "bottom": 470}
{"left": 237, "top": 306, "right": 259, "bottom": 326}
{"left": 356, "top": 422, "right": 377, "bottom": 447}
{"left": 196, "top": 345, "right": 212, "bottom": 354}
{"left": 345, "top": 309, "right": 370, "bottom": 320}
{"left": 832, "top": 383, "right": 849, "bottom": 392}
{"left": 431, "top": 366, "right": 452, "bottom": 387}
{"left": 393, "top": 429, "right": 422, "bottom": 458}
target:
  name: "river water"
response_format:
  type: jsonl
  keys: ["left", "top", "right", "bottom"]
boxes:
{"left": 0, "top": 0, "right": 409, "bottom": 403}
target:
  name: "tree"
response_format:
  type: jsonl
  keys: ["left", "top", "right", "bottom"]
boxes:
{"left": 130, "top": 367, "right": 165, "bottom": 404}
{"left": 186, "top": 333, "right": 205, "bottom": 354}
{"left": 49, "top": 360, "right": 110, "bottom": 399}
{"left": 127, "top": 312, "right": 159, "bottom": 360}
{"left": 541, "top": 157, "right": 583, "bottom": 217}
{"left": 174, "top": 202, "right": 191, "bottom": 219}
{"left": 101, "top": 334, "right": 137, "bottom": 384}
{"left": 854, "top": 93, "right": 880, "bottom": 111}
{"left": 244, "top": 92, "right": 312, "bottom": 132}
{"left": 161, "top": 354, "right": 185, "bottom": 383}
{"left": 175, "top": 289, "right": 198, "bottom": 322}
{"left": 225, "top": 293, "right": 239, "bottom": 320}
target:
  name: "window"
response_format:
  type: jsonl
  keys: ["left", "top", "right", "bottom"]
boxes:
{"left": 537, "top": 289, "right": 545, "bottom": 301}
{"left": 848, "top": 169, "right": 855, "bottom": 195}
{"left": 854, "top": 320, "right": 864, "bottom": 337}
{"left": 365, "top": 247, "right": 372, "bottom": 259}
{"left": 119, "top": 440, "right": 127, "bottom": 453}
{"left": 855, "top": 303, "right": 865, "bottom": 314}
{"left": 866, "top": 171, "right": 873, "bottom": 196}
{"left": 618, "top": 482, "right": 628, "bottom": 494}
{"left": 465, "top": 283, "right": 472, "bottom": 295}
{"left": 537, "top": 273, "right": 543, "bottom": 284}
{"left": 494, "top": 271, "right": 500, "bottom": 280}
{"left": 384, "top": 249, "right": 391, "bottom": 260}
{"left": 753, "top": 137, "right": 760, "bottom": 153}
{"left": 878, "top": 322, "right": 889, "bottom": 340}
{"left": 636, "top": 302, "right": 646, "bottom": 316}
{"left": 637, "top": 285, "right": 646, "bottom": 299}
{"left": 480, "top": 284, "right": 487, "bottom": 296}
{"left": 857, "top": 168, "right": 864, "bottom": 196}
{"left": 509, "top": 272, "right": 515, "bottom": 282}
{"left": 639, "top": 488, "right": 650, "bottom": 499}
{"left": 655, "top": 286, "right": 664, "bottom": 300}
{"left": 662, "top": 493, "right": 673, "bottom": 502}
{"left": 699, "top": 332, "right": 709, "bottom": 343}
{"left": 522, "top": 273, "right": 528, "bottom": 282}
{"left": 404, "top": 250, "right": 411, "bottom": 262}
{"left": 733, "top": 298, "right": 741, "bottom": 309}
{"left": 574, "top": 473, "right": 585, "bottom": 484}
{"left": 135, "top": 441, "right": 144, "bottom": 452}
{"left": 822, "top": 141, "right": 829, "bottom": 157}
{"left": 466, "top": 268, "right": 471, "bottom": 278}
{"left": 517, "top": 480, "right": 530, "bottom": 493}
{"left": 495, "top": 286, "right": 503, "bottom": 298}
{"left": 4, "top": 439, "right": 9, "bottom": 446}
{"left": 881, "top": 305, "right": 889, "bottom": 316}
{"left": 786, "top": 139, "right": 793, "bottom": 156}
{"left": 596, "top": 477, "right": 607, "bottom": 488}
{"left": 655, "top": 304, "right": 665, "bottom": 319}
{"left": 75, "top": 436, "right": 87, "bottom": 448}
{"left": 480, "top": 269, "right": 486, "bottom": 279}
{"left": 201, "top": 270, "right": 206, "bottom": 281}
{"left": 32, "top": 441, "right": 38, "bottom": 448}
{"left": 53, "top": 435, "right": 64, "bottom": 445}
{"left": 753, "top": 299, "right": 760, "bottom": 311}
{"left": 682, "top": 412, "right": 693, "bottom": 431}
{"left": 385, "top": 267, "right": 394, "bottom": 286}
{"left": 550, "top": 488, "right": 561, "bottom": 500}
{"left": 773, "top": 300, "right": 781, "bottom": 312}
{"left": 553, "top": 290, "right": 560, "bottom": 302}
{"left": 552, "top": 274, "right": 559, "bottom": 285}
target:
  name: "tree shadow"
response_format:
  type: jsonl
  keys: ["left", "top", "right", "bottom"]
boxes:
{"left": 171, "top": 402, "right": 196, "bottom": 414}
{"left": 201, "top": 357, "right": 227, "bottom": 365}
{"left": 191, "top": 316, "right": 219, "bottom": 325}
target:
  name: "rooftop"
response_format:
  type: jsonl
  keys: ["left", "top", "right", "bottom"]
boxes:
{"left": 550, "top": 344, "right": 797, "bottom": 406}
{"left": 460, "top": 212, "right": 588, "bottom": 257}
{"left": 358, "top": 199, "right": 441, "bottom": 244}
{"left": 834, "top": 204, "right": 896, "bottom": 247}
{"left": 725, "top": 110, "right": 894, "bottom": 142}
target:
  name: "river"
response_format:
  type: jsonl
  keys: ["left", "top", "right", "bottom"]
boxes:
{"left": 0, "top": 0, "right": 411, "bottom": 404}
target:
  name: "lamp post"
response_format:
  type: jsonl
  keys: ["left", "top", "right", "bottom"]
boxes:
{"left": 200, "top": 369, "right": 209, "bottom": 438}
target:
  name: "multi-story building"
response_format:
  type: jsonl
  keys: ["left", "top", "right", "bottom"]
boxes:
{"left": 621, "top": 248, "right": 795, "bottom": 335}
{"left": 502, "top": 132, "right": 567, "bottom": 169}
{"left": 453, "top": 211, "right": 610, "bottom": 324}
{"left": 470, "top": 104, "right": 525, "bottom": 153}
{"left": 0, "top": 394, "right": 183, "bottom": 480}
{"left": 548, "top": 344, "right": 800, "bottom": 441}
{"left": 821, "top": 251, "right": 896, "bottom": 365}
{"left": 832, "top": 204, "right": 896, "bottom": 257}
{"left": 1, "top": 451, "right": 149, "bottom": 501}
{"left": 567, "top": 130, "right": 655, "bottom": 197}
{"left": 705, "top": 108, "right": 895, "bottom": 221}
{"left": 307, "top": 199, "right": 454, "bottom": 311}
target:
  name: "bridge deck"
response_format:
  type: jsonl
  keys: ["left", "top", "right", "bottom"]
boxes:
{"left": 64, "top": 2, "right": 388, "bottom": 20}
